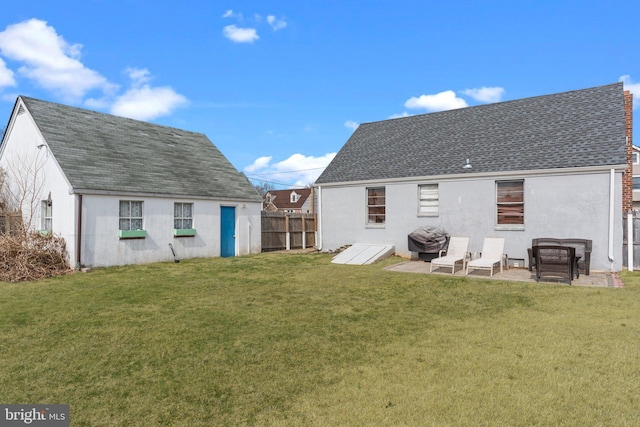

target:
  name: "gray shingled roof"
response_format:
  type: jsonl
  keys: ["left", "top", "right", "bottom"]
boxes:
{"left": 19, "top": 97, "right": 261, "bottom": 201}
{"left": 316, "top": 83, "right": 627, "bottom": 184}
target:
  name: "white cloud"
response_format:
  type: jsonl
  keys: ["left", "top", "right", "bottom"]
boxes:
{"left": 126, "top": 67, "right": 152, "bottom": 87}
{"left": 0, "top": 18, "right": 116, "bottom": 100}
{"left": 108, "top": 67, "right": 188, "bottom": 120}
{"left": 245, "top": 156, "right": 272, "bottom": 173}
{"left": 223, "top": 25, "right": 259, "bottom": 43}
{"left": 405, "top": 90, "right": 468, "bottom": 112}
{"left": 267, "top": 15, "right": 287, "bottom": 31}
{"left": 222, "top": 10, "right": 243, "bottom": 20}
{"left": 110, "top": 83, "right": 187, "bottom": 121}
{"left": 344, "top": 120, "right": 359, "bottom": 130}
{"left": 620, "top": 75, "right": 640, "bottom": 109}
{"left": 245, "top": 153, "right": 336, "bottom": 187}
{"left": 0, "top": 19, "right": 187, "bottom": 122}
{"left": 387, "top": 111, "right": 411, "bottom": 120}
{"left": 0, "top": 57, "right": 15, "bottom": 87}
{"left": 461, "top": 86, "right": 505, "bottom": 103}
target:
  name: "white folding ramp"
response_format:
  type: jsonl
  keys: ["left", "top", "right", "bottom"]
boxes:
{"left": 331, "top": 243, "right": 395, "bottom": 265}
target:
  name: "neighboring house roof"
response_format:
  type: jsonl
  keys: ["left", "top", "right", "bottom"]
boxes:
{"left": 316, "top": 83, "right": 627, "bottom": 184}
{"left": 264, "top": 188, "right": 312, "bottom": 210}
{"left": 11, "top": 96, "right": 261, "bottom": 201}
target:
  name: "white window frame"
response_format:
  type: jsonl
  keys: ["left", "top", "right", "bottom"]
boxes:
{"left": 418, "top": 184, "right": 439, "bottom": 216}
{"left": 633, "top": 151, "right": 639, "bottom": 165}
{"left": 174, "top": 202, "right": 194, "bottom": 230}
{"left": 496, "top": 180, "right": 524, "bottom": 230}
{"left": 119, "top": 200, "right": 144, "bottom": 231}
{"left": 366, "top": 187, "right": 386, "bottom": 226}
{"left": 41, "top": 200, "right": 52, "bottom": 231}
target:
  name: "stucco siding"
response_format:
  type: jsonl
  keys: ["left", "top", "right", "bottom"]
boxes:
{"left": 0, "top": 107, "right": 78, "bottom": 264}
{"left": 81, "top": 195, "right": 261, "bottom": 267}
{"left": 1, "top": 100, "right": 263, "bottom": 269}
{"left": 318, "top": 170, "right": 623, "bottom": 272}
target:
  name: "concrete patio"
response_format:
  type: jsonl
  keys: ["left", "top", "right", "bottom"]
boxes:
{"left": 385, "top": 260, "right": 624, "bottom": 288}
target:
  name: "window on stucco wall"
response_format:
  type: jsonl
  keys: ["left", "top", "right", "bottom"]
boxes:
{"left": 496, "top": 180, "right": 524, "bottom": 228}
{"left": 119, "top": 201, "right": 144, "bottom": 231}
{"left": 367, "top": 187, "right": 386, "bottom": 225}
{"left": 418, "top": 184, "right": 438, "bottom": 216}
{"left": 174, "top": 202, "right": 193, "bottom": 229}
{"left": 41, "top": 200, "right": 52, "bottom": 231}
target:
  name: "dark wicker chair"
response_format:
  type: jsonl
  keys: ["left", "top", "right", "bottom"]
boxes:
{"left": 533, "top": 245, "right": 576, "bottom": 285}
{"left": 528, "top": 238, "right": 592, "bottom": 275}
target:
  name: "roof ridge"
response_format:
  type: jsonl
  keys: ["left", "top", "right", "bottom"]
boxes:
{"left": 360, "top": 82, "right": 623, "bottom": 127}
{"left": 19, "top": 95, "right": 205, "bottom": 137}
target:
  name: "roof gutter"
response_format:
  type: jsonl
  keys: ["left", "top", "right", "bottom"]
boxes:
{"left": 316, "top": 164, "right": 628, "bottom": 188}
{"left": 69, "top": 188, "right": 261, "bottom": 202}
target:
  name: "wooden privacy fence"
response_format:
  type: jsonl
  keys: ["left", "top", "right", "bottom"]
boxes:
{"left": 0, "top": 212, "right": 21, "bottom": 236}
{"left": 623, "top": 209, "right": 640, "bottom": 269}
{"left": 261, "top": 212, "right": 316, "bottom": 252}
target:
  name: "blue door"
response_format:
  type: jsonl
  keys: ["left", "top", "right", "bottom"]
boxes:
{"left": 220, "top": 206, "right": 236, "bottom": 257}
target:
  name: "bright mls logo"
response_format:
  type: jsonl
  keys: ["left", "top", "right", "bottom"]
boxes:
{"left": 0, "top": 405, "right": 68, "bottom": 426}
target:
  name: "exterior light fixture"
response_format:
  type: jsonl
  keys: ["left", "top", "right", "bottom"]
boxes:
{"left": 463, "top": 158, "right": 472, "bottom": 169}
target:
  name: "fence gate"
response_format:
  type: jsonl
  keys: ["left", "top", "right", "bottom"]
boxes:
{"left": 261, "top": 212, "right": 316, "bottom": 252}
{"left": 623, "top": 209, "right": 640, "bottom": 269}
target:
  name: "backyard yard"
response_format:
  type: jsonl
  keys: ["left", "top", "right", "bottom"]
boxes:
{"left": 1, "top": 253, "right": 639, "bottom": 426}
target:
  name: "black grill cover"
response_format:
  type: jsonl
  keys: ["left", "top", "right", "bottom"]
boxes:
{"left": 408, "top": 226, "right": 449, "bottom": 253}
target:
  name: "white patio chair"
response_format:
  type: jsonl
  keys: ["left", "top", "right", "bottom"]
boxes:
{"left": 466, "top": 237, "right": 506, "bottom": 277}
{"left": 429, "top": 236, "right": 470, "bottom": 274}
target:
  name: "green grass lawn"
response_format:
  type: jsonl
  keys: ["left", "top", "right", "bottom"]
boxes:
{"left": 1, "top": 253, "right": 640, "bottom": 426}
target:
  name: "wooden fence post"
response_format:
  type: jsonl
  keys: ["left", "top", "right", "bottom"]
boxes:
{"left": 285, "top": 214, "right": 290, "bottom": 250}
{"left": 302, "top": 213, "right": 306, "bottom": 249}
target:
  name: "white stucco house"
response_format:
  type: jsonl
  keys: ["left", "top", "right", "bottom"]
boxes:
{"left": 315, "top": 83, "right": 634, "bottom": 272}
{"left": 0, "top": 96, "right": 262, "bottom": 268}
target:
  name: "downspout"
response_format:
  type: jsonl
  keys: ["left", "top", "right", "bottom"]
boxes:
{"left": 627, "top": 210, "right": 633, "bottom": 272}
{"left": 248, "top": 219, "right": 252, "bottom": 255}
{"left": 76, "top": 194, "right": 82, "bottom": 270}
{"left": 316, "top": 186, "right": 322, "bottom": 250}
{"left": 608, "top": 169, "right": 615, "bottom": 266}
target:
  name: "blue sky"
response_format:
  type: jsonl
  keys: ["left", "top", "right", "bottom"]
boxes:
{"left": 0, "top": 0, "right": 638, "bottom": 188}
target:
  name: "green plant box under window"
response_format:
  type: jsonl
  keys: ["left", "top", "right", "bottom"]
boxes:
{"left": 174, "top": 228, "right": 196, "bottom": 237}
{"left": 39, "top": 230, "right": 52, "bottom": 236}
{"left": 119, "top": 229, "right": 147, "bottom": 239}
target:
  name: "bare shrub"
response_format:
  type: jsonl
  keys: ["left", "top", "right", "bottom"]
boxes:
{"left": 0, "top": 230, "right": 71, "bottom": 282}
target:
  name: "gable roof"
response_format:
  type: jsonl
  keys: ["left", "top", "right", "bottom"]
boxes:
{"left": 316, "top": 83, "right": 627, "bottom": 184}
{"left": 264, "top": 188, "right": 312, "bottom": 210}
{"left": 10, "top": 96, "right": 261, "bottom": 201}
